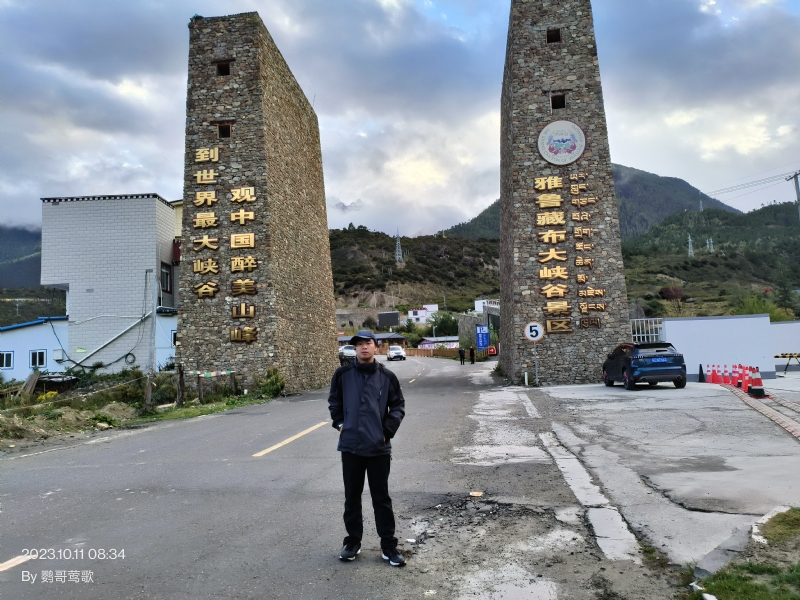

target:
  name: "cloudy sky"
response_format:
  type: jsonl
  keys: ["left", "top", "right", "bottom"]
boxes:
{"left": 1, "top": 0, "right": 799, "bottom": 235}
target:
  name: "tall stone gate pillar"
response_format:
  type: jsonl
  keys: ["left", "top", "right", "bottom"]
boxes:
{"left": 177, "top": 12, "right": 338, "bottom": 392}
{"left": 499, "top": 0, "right": 630, "bottom": 385}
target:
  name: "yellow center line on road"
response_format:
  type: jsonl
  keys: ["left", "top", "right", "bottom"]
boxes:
{"left": 252, "top": 421, "right": 328, "bottom": 457}
{"left": 409, "top": 379, "right": 416, "bottom": 383}
{"left": 0, "top": 554, "right": 34, "bottom": 572}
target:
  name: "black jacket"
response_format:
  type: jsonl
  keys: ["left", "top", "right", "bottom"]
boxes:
{"left": 328, "top": 361, "right": 405, "bottom": 456}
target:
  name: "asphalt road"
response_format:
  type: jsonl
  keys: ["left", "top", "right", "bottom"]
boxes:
{"left": 0, "top": 357, "right": 494, "bottom": 599}
{"left": 3, "top": 359, "right": 799, "bottom": 599}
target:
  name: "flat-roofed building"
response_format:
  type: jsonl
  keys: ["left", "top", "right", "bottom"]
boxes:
{"left": 40, "top": 193, "right": 177, "bottom": 371}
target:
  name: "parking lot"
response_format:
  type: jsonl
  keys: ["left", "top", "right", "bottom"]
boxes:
{"left": 538, "top": 373, "right": 800, "bottom": 565}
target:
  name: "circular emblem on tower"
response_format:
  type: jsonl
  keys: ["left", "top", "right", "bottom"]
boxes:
{"left": 537, "top": 120, "right": 586, "bottom": 165}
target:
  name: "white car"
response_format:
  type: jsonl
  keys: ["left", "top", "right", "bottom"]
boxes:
{"left": 339, "top": 345, "right": 356, "bottom": 365}
{"left": 387, "top": 345, "right": 406, "bottom": 361}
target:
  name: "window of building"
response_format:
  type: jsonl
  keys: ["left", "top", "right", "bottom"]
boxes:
{"left": 161, "top": 262, "right": 173, "bottom": 294}
{"left": 0, "top": 351, "right": 12, "bottom": 369}
{"left": 171, "top": 331, "right": 177, "bottom": 347}
{"left": 218, "top": 124, "right": 231, "bottom": 138}
{"left": 546, "top": 28, "right": 562, "bottom": 44}
{"left": 30, "top": 350, "right": 46, "bottom": 369}
{"left": 551, "top": 93, "right": 566, "bottom": 110}
{"left": 216, "top": 62, "right": 231, "bottom": 76}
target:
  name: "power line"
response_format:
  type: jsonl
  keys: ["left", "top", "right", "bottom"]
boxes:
{"left": 721, "top": 180, "right": 787, "bottom": 202}
{"left": 708, "top": 159, "right": 800, "bottom": 188}
{"left": 705, "top": 171, "right": 797, "bottom": 195}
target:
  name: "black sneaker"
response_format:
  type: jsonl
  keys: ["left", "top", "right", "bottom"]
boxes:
{"left": 381, "top": 548, "right": 406, "bottom": 567}
{"left": 339, "top": 543, "right": 361, "bottom": 561}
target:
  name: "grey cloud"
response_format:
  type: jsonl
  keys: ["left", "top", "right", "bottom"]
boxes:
{"left": 595, "top": 0, "right": 800, "bottom": 104}
{"left": 332, "top": 198, "right": 365, "bottom": 213}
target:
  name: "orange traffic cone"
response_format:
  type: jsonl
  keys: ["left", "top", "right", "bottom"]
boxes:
{"left": 711, "top": 365, "right": 719, "bottom": 384}
{"left": 705, "top": 364, "right": 712, "bottom": 383}
{"left": 723, "top": 365, "right": 731, "bottom": 385}
{"left": 732, "top": 365, "right": 740, "bottom": 387}
{"left": 742, "top": 367, "right": 751, "bottom": 393}
{"left": 749, "top": 367, "right": 766, "bottom": 398}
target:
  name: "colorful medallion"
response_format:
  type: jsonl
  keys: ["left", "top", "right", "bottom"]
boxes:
{"left": 537, "top": 120, "right": 586, "bottom": 165}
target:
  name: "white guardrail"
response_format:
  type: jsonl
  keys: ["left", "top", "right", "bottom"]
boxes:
{"left": 630, "top": 318, "right": 665, "bottom": 343}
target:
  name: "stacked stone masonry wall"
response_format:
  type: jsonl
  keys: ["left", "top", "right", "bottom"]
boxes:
{"left": 177, "top": 12, "right": 338, "bottom": 392}
{"left": 499, "top": 0, "right": 630, "bottom": 385}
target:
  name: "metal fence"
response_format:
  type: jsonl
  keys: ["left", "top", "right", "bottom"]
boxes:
{"left": 630, "top": 318, "right": 665, "bottom": 343}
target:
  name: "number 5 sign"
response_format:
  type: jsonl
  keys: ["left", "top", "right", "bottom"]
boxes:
{"left": 524, "top": 321, "right": 545, "bottom": 342}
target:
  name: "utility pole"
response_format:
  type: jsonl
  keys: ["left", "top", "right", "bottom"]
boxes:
{"left": 788, "top": 171, "right": 800, "bottom": 226}
{"left": 395, "top": 228, "right": 403, "bottom": 263}
{"left": 145, "top": 268, "right": 158, "bottom": 411}
{"left": 688, "top": 234, "right": 694, "bottom": 258}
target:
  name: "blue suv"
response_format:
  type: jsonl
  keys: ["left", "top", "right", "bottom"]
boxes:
{"left": 603, "top": 342, "right": 687, "bottom": 390}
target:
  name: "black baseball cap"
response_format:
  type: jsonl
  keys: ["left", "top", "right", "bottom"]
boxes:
{"left": 350, "top": 329, "right": 377, "bottom": 344}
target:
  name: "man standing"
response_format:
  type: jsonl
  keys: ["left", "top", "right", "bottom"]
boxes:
{"left": 458, "top": 347, "right": 466, "bottom": 365}
{"left": 469, "top": 345, "right": 475, "bottom": 364}
{"left": 328, "top": 329, "right": 406, "bottom": 566}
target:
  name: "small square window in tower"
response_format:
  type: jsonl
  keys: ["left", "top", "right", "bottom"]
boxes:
{"left": 551, "top": 94, "right": 566, "bottom": 110}
{"left": 546, "top": 28, "right": 562, "bottom": 44}
{"left": 216, "top": 62, "right": 231, "bottom": 76}
{"left": 218, "top": 124, "right": 231, "bottom": 138}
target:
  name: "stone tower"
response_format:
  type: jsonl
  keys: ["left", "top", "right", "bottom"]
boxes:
{"left": 177, "top": 12, "right": 338, "bottom": 392}
{"left": 499, "top": 0, "right": 630, "bottom": 385}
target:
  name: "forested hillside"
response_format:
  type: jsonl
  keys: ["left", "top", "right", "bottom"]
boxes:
{"left": 622, "top": 202, "right": 800, "bottom": 317}
{"left": 442, "top": 164, "right": 739, "bottom": 240}
{"left": 330, "top": 225, "right": 499, "bottom": 313}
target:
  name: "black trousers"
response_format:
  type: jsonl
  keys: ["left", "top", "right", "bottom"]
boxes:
{"left": 341, "top": 451, "right": 397, "bottom": 550}
{"left": 460, "top": 356, "right": 465, "bottom": 365}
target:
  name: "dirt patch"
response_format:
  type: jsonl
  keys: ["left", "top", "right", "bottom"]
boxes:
{"left": 402, "top": 495, "right": 679, "bottom": 599}
{"left": 95, "top": 401, "right": 137, "bottom": 421}
{"left": 0, "top": 401, "right": 141, "bottom": 453}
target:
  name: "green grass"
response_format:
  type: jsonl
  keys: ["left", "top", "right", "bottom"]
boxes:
{"left": 124, "top": 394, "right": 274, "bottom": 426}
{"left": 687, "top": 562, "right": 800, "bottom": 600}
{"left": 763, "top": 509, "right": 800, "bottom": 544}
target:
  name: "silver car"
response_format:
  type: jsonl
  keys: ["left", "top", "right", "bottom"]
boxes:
{"left": 387, "top": 345, "right": 406, "bottom": 361}
{"left": 339, "top": 344, "right": 356, "bottom": 365}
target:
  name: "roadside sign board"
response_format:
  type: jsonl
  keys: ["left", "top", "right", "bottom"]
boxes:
{"left": 476, "top": 325, "right": 490, "bottom": 350}
{"left": 524, "top": 321, "right": 545, "bottom": 342}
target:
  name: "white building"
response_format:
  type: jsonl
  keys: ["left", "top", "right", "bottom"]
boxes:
{"left": 0, "top": 313, "right": 179, "bottom": 384}
{"left": 407, "top": 303, "right": 439, "bottom": 324}
{"left": 418, "top": 336, "right": 459, "bottom": 349}
{"left": 0, "top": 317, "right": 68, "bottom": 382}
{"left": 40, "top": 193, "right": 178, "bottom": 374}
{"left": 474, "top": 299, "right": 500, "bottom": 313}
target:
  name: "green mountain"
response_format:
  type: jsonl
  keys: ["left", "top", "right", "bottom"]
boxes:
{"left": 330, "top": 225, "right": 499, "bottom": 313}
{"left": 622, "top": 202, "right": 800, "bottom": 316}
{"left": 442, "top": 200, "right": 500, "bottom": 240}
{"left": 0, "top": 225, "right": 42, "bottom": 289}
{"left": 442, "top": 164, "right": 739, "bottom": 240}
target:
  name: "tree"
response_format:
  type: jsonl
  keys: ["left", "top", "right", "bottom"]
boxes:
{"left": 734, "top": 294, "right": 793, "bottom": 322}
{"left": 775, "top": 272, "right": 798, "bottom": 312}
{"left": 427, "top": 311, "right": 459, "bottom": 337}
{"left": 362, "top": 316, "right": 378, "bottom": 330}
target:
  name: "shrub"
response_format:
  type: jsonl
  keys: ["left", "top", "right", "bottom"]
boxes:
{"left": 659, "top": 286, "right": 685, "bottom": 301}
{"left": 734, "top": 295, "right": 795, "bottom": 322}
{"left": 151, "top": 373, "right": 177, "bottom": 405}
{"left": 91, "top": 413, "right": 120, "bottom": 427}
{"left": 36, "top": 391, "right": 58, "bottom": 403}
{"left": 259, "top": 368, "right": 285, "bottom": 398}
